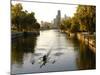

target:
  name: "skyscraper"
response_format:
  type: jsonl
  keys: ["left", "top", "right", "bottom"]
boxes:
{"left": 53, "top": 10, "right": 61, "bottom": 29}
{"left": 57, "top": 10, "right": 61, "bottom": 24}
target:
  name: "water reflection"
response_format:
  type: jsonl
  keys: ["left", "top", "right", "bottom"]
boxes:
{"left": 12, "top": 35, "right": 38, "bottom": 65}
{"left": 54, "top": 52, "right": 64, "bottom": 56}
{"left": 11, "top": 30, "right": 95, "bottom": 74}
{"left": 76, "top": 42, "right": 96, "bottom": 70}
{"left": 71, "top": 36, "right": 96, "bottom": 70}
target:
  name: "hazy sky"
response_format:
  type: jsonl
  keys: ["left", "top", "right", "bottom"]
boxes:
{"left": 11, "top": 0, "right": 95, "bottom": 23}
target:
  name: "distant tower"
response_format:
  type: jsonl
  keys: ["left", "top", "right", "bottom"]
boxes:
{"left": 64, "top": 14, "right": 67, "bottom": 19}
{"left": 41, "top": 21, "right": 44, "bottom": 27}
{"left": 57, "top": 10, "right": 61, "bottom": 28}
{"left": 57, "top": 10, "right": 61, "bottom": 25}
{"left": 53, "top": 10, "right": 61, "bottom": 29}
{"left": 53, "top": 18, "right": 57, "bottom": 28}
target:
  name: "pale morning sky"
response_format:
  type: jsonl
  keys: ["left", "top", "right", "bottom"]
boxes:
{"left": 11, "top": 0, "right": 95, "bottom": 23}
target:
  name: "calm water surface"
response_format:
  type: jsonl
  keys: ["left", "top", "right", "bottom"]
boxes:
{"left": 11, "top": 29, "right": 95, "bottom": 74}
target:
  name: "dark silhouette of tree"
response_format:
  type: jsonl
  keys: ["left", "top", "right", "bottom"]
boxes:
{"left": 11, "top": 3, "right": 40, "bottom": 32}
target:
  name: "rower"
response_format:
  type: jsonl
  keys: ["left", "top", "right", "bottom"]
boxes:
{"left": 43, "top": 55, "right": 47, "bottom": 62}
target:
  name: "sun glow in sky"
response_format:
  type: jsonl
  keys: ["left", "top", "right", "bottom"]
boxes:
{"left": 11, "top": 0, "right": 95, "bottom": 23}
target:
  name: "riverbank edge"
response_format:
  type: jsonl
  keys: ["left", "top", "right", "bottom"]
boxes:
{"left": 63, "top": 30, "right": 96, "bottom": 53}
{"left": 11, "top": 31, "right": 40, "bottom": 39}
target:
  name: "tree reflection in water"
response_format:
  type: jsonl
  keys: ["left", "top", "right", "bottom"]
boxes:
{"left": 77, "top": 42, "right": 96, "bottom": 70}
{"left": 71, "top": 36, "right": 96, "bottom": 70}
{"left": 11, "top": 35, "right": 38, "bottom": 65}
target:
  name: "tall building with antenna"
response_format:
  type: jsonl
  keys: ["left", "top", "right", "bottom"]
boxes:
{"left": 53, "top": 10, "right": 61, "bottom": 29}
{"left": 57, "top": 10, "right": 61, "bottom": 27}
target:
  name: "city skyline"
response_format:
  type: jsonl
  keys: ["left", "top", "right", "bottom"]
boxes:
{"left": 12, "top": 1, "right": 78, "bottom": 23}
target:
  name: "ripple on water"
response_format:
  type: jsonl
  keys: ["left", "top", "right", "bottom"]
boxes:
{"left": 53, "top": 48, "right": 68, "bottom": 51}
{"left": 35, "top": 48, "right": 47, "bottom": 51}
{"left": 33, "top": 53, "right": 42, "bottom": 56}
{"left": 53, "top": 52, "right": 64, "bottom": 56}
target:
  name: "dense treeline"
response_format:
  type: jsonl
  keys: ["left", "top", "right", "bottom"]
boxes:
{"left": 60, "top": 5, "right": 96, "bottom": 34}
{"left": 11, "top": 3, "right": 40, "bottom": 32}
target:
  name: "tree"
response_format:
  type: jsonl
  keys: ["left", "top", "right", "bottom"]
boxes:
{"left": 70, "top": 17, "right": 80, "bottom": 32}
{"left": 33, "top": 22, "right": 40, "bottom": 30}
{"left": 11, "top": 3, "right": 23, "bottom": 31}
{"left": 60, "top": 17, "right": 72, "bottom": 30}
{"left": 11, "top": 3, "right": 40, "bottom": 32}
{"left": 75, "top": 5, "right": 96, "bottom": 33}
